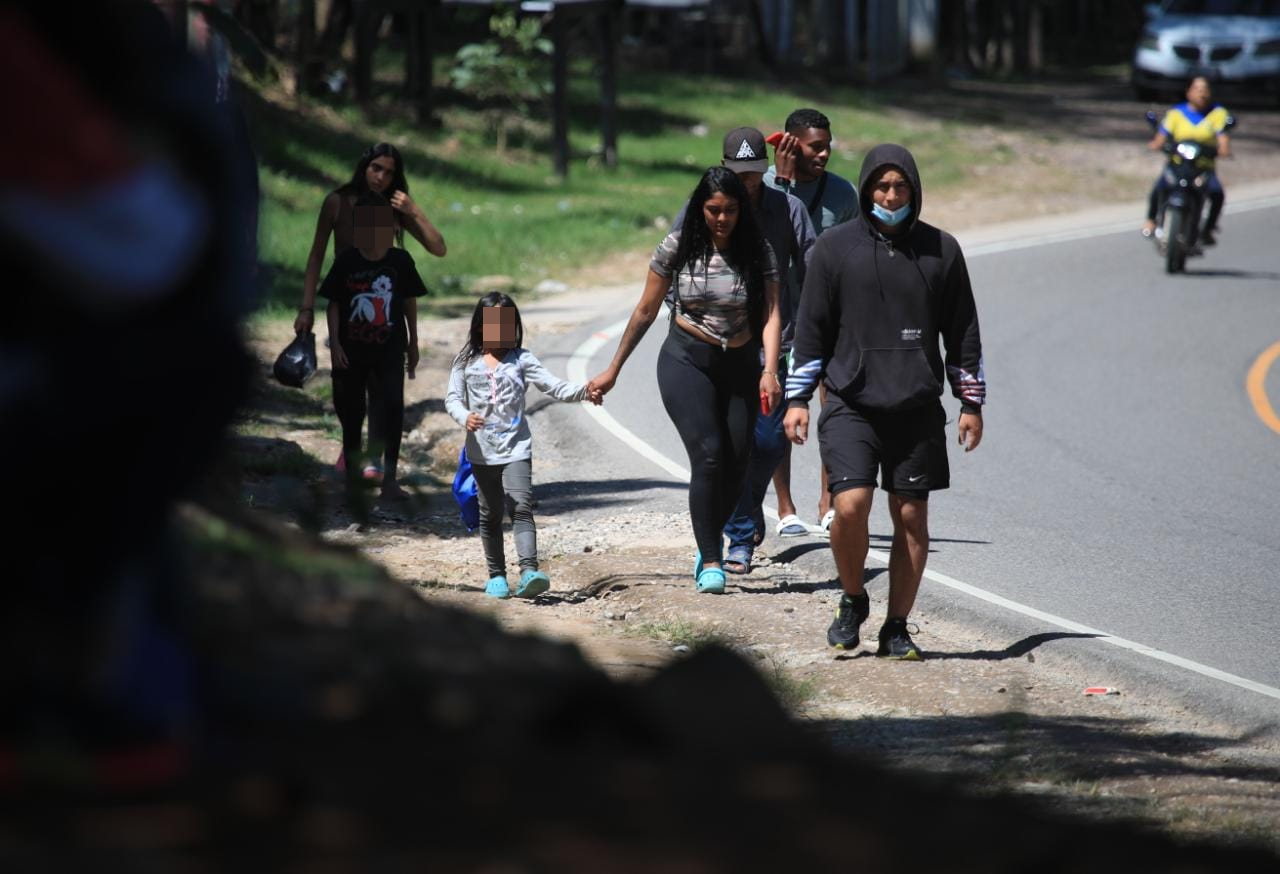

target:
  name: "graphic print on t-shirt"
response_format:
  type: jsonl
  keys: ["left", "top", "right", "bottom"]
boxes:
{"left": 346, "top": 271, "right": 396, "bottom": 345}
{"left": 319, "top": 248, "right": 427, "bottom": 351}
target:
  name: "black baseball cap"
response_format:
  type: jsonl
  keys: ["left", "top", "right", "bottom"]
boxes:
{"left": 722, "top": 127, "right": 768, "bottom": 173}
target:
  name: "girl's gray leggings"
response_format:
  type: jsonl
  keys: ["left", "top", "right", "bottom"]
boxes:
{"left": 472, "top": 458, "right": 537, "bottom": 577}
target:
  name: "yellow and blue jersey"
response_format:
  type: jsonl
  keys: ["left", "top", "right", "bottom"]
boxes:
{"left": 1161, "top": 102, "right": 1230, "bottom": 166}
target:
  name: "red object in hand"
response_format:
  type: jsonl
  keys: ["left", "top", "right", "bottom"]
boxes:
{"left": 760, "top": 391, "right": 771, "bottom": 416}
{"left": 765, "top": 131, "right": 785, "bottom": 147}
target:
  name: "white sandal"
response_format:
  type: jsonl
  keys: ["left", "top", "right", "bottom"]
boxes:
{"left": 775, "top": 514, "right": 808, "bottom": 538}
{"left": 814, "top": 509, "right": 836, "bottom": 536}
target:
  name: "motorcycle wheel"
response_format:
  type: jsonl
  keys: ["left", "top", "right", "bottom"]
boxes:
{"left": 1164, "top": 207, "right": 1185, "bottom": 274}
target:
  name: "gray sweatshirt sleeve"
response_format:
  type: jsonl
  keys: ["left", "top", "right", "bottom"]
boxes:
{"left": 444, "top": 360, "right": 471, "bottom": 427}
{"left": 789, "top": 193, "right": 817, "bottom": 289}
{"left": 520, "top": 350, "right": 587, "bottom": 402}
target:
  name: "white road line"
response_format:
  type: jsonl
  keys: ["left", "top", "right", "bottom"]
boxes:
{"left": 566, "top": 320, "right": 691, "bottom": 483}
{"left": 568, "top": 317, "right": 1280, "bottom": 703}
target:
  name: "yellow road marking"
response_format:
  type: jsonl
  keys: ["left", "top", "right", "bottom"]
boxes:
{"left": 1246, "top": 340, "right": 1280, "bottom": 435}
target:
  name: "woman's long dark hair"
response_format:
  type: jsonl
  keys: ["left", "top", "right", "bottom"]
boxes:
{"left": 456, "top": 292, "right": 525, "bottom": 366}
{"left": 671, "top": 166, "right": 769, "bottom": 338}
{"left": 337, "top": 143, "right": 409, "bottom": 246}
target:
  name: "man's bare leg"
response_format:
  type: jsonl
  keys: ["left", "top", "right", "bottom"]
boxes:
{"left": 885, "top": 494, "right": 929, "bottom": 618}
{"left": 825, "top": 485, "right": 874, "bottom": 649}
{"left": 817, "top": 385, "right": 832, "bottom": 521}
{"left": 830, "top": 486, "right": 873, "bottom": 596}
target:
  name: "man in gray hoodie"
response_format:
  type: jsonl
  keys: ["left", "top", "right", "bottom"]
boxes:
{"left": 783, "top": 144, "right": 986, "bottom": 660}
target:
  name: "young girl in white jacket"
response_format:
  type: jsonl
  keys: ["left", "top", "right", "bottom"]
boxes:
{"left": 446, "top": 293, "right": 601, "bottom": 599}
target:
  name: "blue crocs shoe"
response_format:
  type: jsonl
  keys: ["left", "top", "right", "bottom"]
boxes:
{"left": 515, "top": 569, "right": 550, "bottom": 599}
{"left": 695, "top": 567, "right": 726, "bottom": 594}
{"left": 694, "top": 540, "right": 725, "bottom": 579}
{"left": 484, "top": 576, "right": 510, "bottom": 599}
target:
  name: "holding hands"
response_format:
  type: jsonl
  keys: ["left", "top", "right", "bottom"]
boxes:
{"left": 586, "top": 368, "right": 618, "bottom": 405}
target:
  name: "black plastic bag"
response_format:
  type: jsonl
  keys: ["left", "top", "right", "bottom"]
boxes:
{"left": 273, "top": 331, "right": 317, "bottom": 388}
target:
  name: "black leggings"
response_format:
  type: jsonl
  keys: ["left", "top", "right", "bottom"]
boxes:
{"left": 363, "top": 370, "right": 386, "bottom": 460}
{"left": 657, "top": 324, "right": 760, "bottom": 563}
{"left": 333, "top": 348, "right": 404, "bottom": 484}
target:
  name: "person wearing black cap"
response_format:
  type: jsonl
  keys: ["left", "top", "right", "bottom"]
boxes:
{"left": 783, "top": 144, "right": 986, "bottom": 660}
{"left": 671, "top": 127, "right": 817, "bottom": 574}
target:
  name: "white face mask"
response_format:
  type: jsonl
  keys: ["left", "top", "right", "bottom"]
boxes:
{"left": 871, "top": 202, "right": 912, "bottom": 226}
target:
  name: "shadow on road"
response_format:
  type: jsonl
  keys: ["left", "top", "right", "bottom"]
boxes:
{"left": 739, "top": 566, "right": 888, "bottom": 595}
{"left": 924, "top": 630, "right": 1101, "bottom": 661}
{"left": 1181, "top": 268, "right": 1280, "bottom": 280}
{"left": 535, "top": 476, "right": 686, "bottom": 514}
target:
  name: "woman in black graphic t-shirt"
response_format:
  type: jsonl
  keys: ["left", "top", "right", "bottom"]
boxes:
{"left": 318, "top": 192, "right": 428, "bottom": 500}
{"left": 295, "top": 143, "right": 446, "bottom": 482}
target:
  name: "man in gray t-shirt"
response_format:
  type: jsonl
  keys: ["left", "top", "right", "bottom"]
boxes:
{"left": 764, "top": 108, "right": 858, "bottom": 534}
{"left": 765, "top": 108, "right": 858, "bottom": 234}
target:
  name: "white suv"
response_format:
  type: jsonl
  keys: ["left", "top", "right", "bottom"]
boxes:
{"left": 1132, "top": 0, "right": 1280, "bottom": 102}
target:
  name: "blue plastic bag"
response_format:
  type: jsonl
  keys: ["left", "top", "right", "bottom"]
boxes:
{"left": 452, "top": 446, "right": 479, "bottom": 532}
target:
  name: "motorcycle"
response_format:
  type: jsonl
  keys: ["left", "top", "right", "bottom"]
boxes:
{"left": 1144, "top": 110, "right": 1235, "bottom": 274}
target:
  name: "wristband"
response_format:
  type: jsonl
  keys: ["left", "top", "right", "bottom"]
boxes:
{"left": 775, "top": 177, "right": 792, "bottom": 186}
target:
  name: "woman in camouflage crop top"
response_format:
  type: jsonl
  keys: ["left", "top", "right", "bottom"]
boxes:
{"left": 588, "top": 167, "right": 782, "bottom": 594}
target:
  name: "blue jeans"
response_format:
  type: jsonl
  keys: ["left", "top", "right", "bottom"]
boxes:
{"left": 723, "top": 357, "right": 790, "bottom": 550}
{"left": 1148, "top": 170, "right": 1224, "bottom": 231}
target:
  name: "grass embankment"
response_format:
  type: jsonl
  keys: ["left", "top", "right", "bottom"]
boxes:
{"left": 245, "top": 66, "right": 995, "bottom": 321}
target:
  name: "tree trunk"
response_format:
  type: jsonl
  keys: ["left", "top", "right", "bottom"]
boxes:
{"left": 351, "top": 2, "right": 378, "bottom": 110}
{"left": 236, "top": 0, "right": 278, "bottom": 52}
{"left": 551, "top": 9, "right": 569, "bottom": 178}
{"left": 747, "top": 0, "right": 777, "bottom": 67}
{"left": 598, "top": 10, "right": 618, "bottom": 168}
{"left": 296, "top": 0, "right": 316, "bottom": 96}
{"left": 307, "top": 0, "right": 352, "bottom": 95}
{"left": 940, "top": 0, "right": 972, "bottom": 72}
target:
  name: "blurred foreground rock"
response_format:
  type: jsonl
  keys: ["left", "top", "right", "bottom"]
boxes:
{"left": 3, "top": 505, "right": 1277, "bottom": 872}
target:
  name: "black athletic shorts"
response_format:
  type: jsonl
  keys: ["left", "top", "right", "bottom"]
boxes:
{"left": 817, "top": 396, "right": 949, "bottom": 500}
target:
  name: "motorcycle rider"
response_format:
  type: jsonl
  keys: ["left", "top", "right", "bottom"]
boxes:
{"left": 1141, "top": 76, "right": 1232, "bottom": 246}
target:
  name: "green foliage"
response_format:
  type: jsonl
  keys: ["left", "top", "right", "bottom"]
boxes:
{"left": 630, "top": 618, "right": 737, "bottom": 651}
{"left": 450, "top": 11, "right": 551, "bottom": 104}
{"left": 450, "top": 9, "right": 552, "bottom": 154}
{"left": 764, "top": 660, "right": 818, "bottom": 713}
{"left": 245, "top": 64, "right": 999, "bottom": 320}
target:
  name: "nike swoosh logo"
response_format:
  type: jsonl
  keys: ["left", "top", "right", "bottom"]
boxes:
{"left": 907, "top": 475, "right": 926, "bottom": 483}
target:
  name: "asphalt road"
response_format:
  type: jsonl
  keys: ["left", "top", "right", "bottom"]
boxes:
{"left": 555, "top": 201, "right": 1280, "bottom": 732}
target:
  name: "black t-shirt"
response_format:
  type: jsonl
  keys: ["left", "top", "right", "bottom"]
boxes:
{"left": 318, "top": 248, "right": 427, "bottom": 354}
